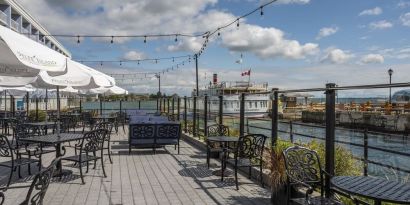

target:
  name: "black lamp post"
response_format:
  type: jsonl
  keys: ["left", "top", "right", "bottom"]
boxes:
{"left": 156, "top": 73, "right": 161, "bottom": 111}
{"left": 388, "top": 68, "right": 393, "bottom": 104}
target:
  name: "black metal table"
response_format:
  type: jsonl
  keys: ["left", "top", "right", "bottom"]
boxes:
{"left": 18, "top": 133, "right": 84, "bottom": 176}
{"left": 24, "top": 121, "right": 56, "bottom": 135}
{"left": 331, "top": 176, "right": 410, "bottom": 205}
{"left": 92, "top": 116, "right": 115, "bottom": 122}
{"left": 207, "top": 136, "right": 238, "bottom": 177}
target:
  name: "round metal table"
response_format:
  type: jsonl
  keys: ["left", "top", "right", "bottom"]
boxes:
{"left": 331, "top": 176, "right": 410, "bottom": 205}
{"left": 207, "top": 136, "right": 238, "bottom": 177}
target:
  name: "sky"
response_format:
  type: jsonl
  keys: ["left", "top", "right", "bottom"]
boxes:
{"left": 17, "top": 0, "right": 410, "bottom": 97}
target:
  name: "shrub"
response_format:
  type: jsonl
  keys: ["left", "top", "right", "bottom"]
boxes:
{"left": 28, "top": 110, "right": 47, "bottom": 121}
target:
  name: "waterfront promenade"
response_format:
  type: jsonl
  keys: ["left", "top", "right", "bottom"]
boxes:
{"left": 0, "top": 128, "right": 270, "bottom": 205}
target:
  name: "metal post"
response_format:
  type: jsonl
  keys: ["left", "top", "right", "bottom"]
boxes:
{"left": 272, "top": 89, "right": 279, "bottom": 146}
{"left": 35, "top": 98, "right": 39, "bottom": 122}
{"left": 204, "top": 95, "right": 208, "bottom": 137}
{"left": 119, "top": 100, "right": 122, "bottom": 114}
{"left": 193, "top": 96, "right": 197, "bottom": 137}
{"left": 219, "top": 95, "right": 223, "bottom": 125}
{"left": 364, "top": 128, "right": 368, "bottom": 176}
{"left": 177, "top": 98, "right": 180, "bottom": 121}
{"left": 138, "top": 100, "right": 141, "bottom": 110}
{"left": 289, "top": 120, "right": 294, "bottom": 143}
{"left": 184, "top": 96, "right": 187, "bottom": 133}
{"left": 26, "top": 92, "right": 29, "bottom": 116}
{"left": 163, "top": 98, "right": 166, "bottom": 113}
{"left": 11, "top": 96, "right": 15, "bottom": 117}
{"left": 325, "top": 83, "right": 336, "bottom": 198}
{"left": 79, "top": 98, "right": 82, "bottom": 113}
{"left": 172, "top": 97, "right": 175, "bottom": 115}
{"left": 239, "top": 93, "right": 245, "bottom": 137}
{"left": 167, "top": 98, "right": 170, "bottom": 115}
{"left": 195, "top": 54, "right": 199, "bottom": 96}
{"left": 159, "top": 97, "right": 162, "bottom": 112}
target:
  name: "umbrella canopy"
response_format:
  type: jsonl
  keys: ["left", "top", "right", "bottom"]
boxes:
{"left": 0, "top": 26, "right": 67, "bottom": 86}
{"left": 30, "top": 59, "right": 95, "bottom": 89}
{"left": 72, "top": 63, "right": 115, "bottom": 90}
{"left": 0, "top": 85, "right": 35, "bottom": 97}
{"left": 83, "top": 86, "right": 128, "bottom": 95}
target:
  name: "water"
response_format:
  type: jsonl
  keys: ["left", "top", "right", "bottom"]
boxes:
{"left": 84, "top": 100, "right": 410, "bottom": 182}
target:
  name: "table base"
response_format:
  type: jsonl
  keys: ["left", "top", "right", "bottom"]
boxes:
{"left": 53, "top": 169, "right": 73, "bottom": 178}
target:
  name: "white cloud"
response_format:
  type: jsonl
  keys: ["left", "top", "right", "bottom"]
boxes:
{"left": 316, "top": 26, "right": 339, "bottom": 40}
{"left": 321, "top": 48, "right": 354, "bottom": 64}
{"left": 369, "top": 20, "right": 393, "bottom": 29}
{"left": 167, "top": 37, "right": 204, "bottom": 52}
{"left": 260, "top": 0, "right": 310, "bottom": 4}
{"left": 359, "top": 7, "right": 383, "bottom": 16}
{"left": 398, "top": 1, "right": 410, "bottom": 8}
{"left": 360, "top": 54, "right": 384, "bottom": 64}
{"left": 123, "top": 51, "right": 146, "bottom": 60}
{"left": 400, "top": 12, "right": 410, "bottom": 27}
{"left": 221, "top": 24, "right": 319, "bottom": 59}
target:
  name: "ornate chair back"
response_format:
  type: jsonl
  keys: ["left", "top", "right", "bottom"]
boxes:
{"left": 207, "top": 124, "right": 230, "bottom": 137}
{"left": 21, "top": 157, "right": 60, "bottom": 205}
{"left": 79, "top": 129, "right": 108, "bottom": 154}
{"left": 282, "top": 146, "right": 323, "bottom": 188}
{"left": 235, "top": 134, "right": 266, "bottom": 163}
{"left": 93, "top": 122, "right": 113, "bottom": 133}
{"left": 0, "top": 135, "right": 15, "bottom": 162}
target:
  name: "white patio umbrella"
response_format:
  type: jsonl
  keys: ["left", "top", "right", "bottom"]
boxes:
{"left": 0, "top": 26, "right": 67, "bottom": 86}
{"left": 86, "top": 86, "right": 128, "bottom": 95}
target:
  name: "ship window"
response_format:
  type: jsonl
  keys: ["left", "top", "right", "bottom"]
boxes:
{"left": 260, "top": 102, "right": 263, "bottom": 107}
{"left": 230, "top": 102, "right": 233, "bottom": 108}
{"left": 255, "top": 102, "right": 258, "bottom": 108}
{"left": 249, "top": 102, "right": 252, "bottom": 108}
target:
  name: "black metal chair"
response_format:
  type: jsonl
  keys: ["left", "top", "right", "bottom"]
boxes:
{"left": 81, "top": 112, "right": 96, "bottom": 133}
{"left": 0, "top": 135, "right": 40, "bottom": 189}
{"left": 223, "top": 134, "right": 267, "bottom": 190}
{"left": 61, "top": 129, "right": 108, "bottom": 184}
{"left": 1, "top": 157, "right": 60, "bottom": 205}
{"left": 114, "top": 112, "right": 126, "bottom": 133}
{"left": 92, "top": 122, "right": 114, "bottom": 164}
{"left": 283, "top": 146, "right": 343, "bottom": 205}
{"left": 206, "top": 124, "right": 230, "bottom": 168}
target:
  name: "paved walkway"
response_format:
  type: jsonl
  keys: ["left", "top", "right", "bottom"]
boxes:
{"left": 0, "top": 128, "right": 270, "bottom": 205}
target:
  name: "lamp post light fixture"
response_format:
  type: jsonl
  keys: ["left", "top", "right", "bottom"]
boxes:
{"left": 388, "top": 68, "right": 393, "bottom": 104}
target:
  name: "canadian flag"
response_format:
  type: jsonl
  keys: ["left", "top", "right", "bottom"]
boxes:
{"left": 241, "top": 70, "right": 251, "bottom": 76}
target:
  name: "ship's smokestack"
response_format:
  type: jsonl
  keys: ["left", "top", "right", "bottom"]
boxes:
{"left": 213, "top": 74, "right": 217, "bottom": 85}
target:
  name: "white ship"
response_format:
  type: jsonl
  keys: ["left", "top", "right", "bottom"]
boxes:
{"left": 194, "top": 74, "right": 270, "bottom": 117}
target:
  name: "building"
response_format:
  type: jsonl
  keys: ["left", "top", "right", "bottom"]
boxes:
{"left": 0, "top": 0, "right": 71, "bottom": 57}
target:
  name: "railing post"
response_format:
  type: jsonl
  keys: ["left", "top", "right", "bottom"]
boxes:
{"left": 363, "top": 128, "right": 369, "bottom": 176}
{"left": 167, "top": 98, "right": 170, "bottom": 115}
{"left": 159, "top": 97, "right": 162, "bottom": 112}
{"left": 177, "top": 97, "right": 180, "bottom": 121}
{"left": 156, "top": 97, "right": 159, "bottom": 111}
{"left": 246, "top": 118, "right": 250, "bottom": 133}
{"left": 138, "top": 100, "right": 141, "bottom": 110}
{"left": 193, "top": 96, "right": 197, "bottom": 138}
{"left": 79, "top": 98, "right": 82, "bottom": 113}
{"left": 325, "top": 83, "right": 336, "bottom": 198}
{"left": 289, "top": 120, "right": 294, "bottom": 143}
{"left": 184, "top": 96, "right": 187, "bottom": 133}
{"left": 239, "top": 93, "right": 245, "bottom": 137}
{"left": 204, "top": 95, "right": 208, "bottom": 137}
{"left": 35, "top": 97, "right": 39, "bottom": 122}
{"left": 163, "top": 98, "right": 166, "bottom": 113}
{"left": 219, "top": 95, "right": 223, "bottom": 125}
{"left": 272, "top": 88, "right": 279, "bottom": 146}
{"left": 26, "top": 92, "right": 29, "bottom": 117}
{"left": 119, "top": 100, "right": 122, "bottom": 114}
{"left": 172, "top": 97, "right": 175, "bottom": 115}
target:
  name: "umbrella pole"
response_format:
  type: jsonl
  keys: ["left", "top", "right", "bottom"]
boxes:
{"left": 26, "top": 92, "right": 29, "bottom": 117}
{"left": 57, "top": 86, "right": 61, "bottom": 134}
{"left": 4, "top": 90, "right": 6, "bottom": 118}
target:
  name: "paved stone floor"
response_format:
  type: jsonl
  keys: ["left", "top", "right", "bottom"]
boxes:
{"left": 0, "top": 128, "right": 271, "bottom": 205}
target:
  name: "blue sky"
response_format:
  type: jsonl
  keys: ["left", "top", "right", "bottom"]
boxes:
{"left": 19, "top": 0, "right": 410, "bottom": 96}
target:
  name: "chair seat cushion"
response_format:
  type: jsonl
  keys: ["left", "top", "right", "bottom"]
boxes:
{"left": 291, "top": 196, "right": 343, "bottom": 205}
{"left": 62, "top": 154, "right": 100, "bottom": 162}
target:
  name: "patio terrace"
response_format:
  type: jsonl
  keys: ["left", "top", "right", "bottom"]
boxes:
{"left": 0, "top": 128, "right": 271, "bottom": 205}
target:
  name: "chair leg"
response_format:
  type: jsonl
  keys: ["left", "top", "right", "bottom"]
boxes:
{"left": 248, "top": 166, "right": 251, "bottom": 179}
{"left": 6, "top": 167, "right": 14, "bottom": 189}
{"left": 206, "top": 149, "right": 210, "bottom": 169}
{"left": 18, "top": 165, "right": 22, "bottom": 178}
{"left": 28, "top": 156, "right": 32, "bottom": 175}
{"left": 107, "top": 141, "right": 113, "bottom": 164}
{"left": 101, "top": 155, "right": 107, "bottom": 177}
{"left": 235, "top": 166, "right": 239, "bottom": 190}
{"left": 86, "top": 161, "right": 89, "bottom": 173}
{"left": 79, "top": 162, "right": 85, "bottom": 184}
{"left": 260, "top": 166, "right": 264, "bottom": 187}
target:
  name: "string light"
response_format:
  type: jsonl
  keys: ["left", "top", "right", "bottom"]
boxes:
{"left": 260, "top": 6, "right": 264, "bottom": 16}
{"left": 77, "top": 35, "right": 80, "bottom": 44}
{"left": 144, "top": 36, "right": 147, "bottom": 43}
{"left": 236, "top": 19, "right": 240, "bottom": 27}
{"left": 119, "top": 61, "right": 122, "bottom": 66}
{"left": 111, "top": 36, "right": 114, "bottom": 43}
{"left": 175, "top": 35, "right": 178, "bottom": 42}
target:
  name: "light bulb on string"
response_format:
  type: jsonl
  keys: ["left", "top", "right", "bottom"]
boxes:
{"left": 119, "top": 61, "right": 122, "bottom": 66}
{"left": 137, "top": 60, "right": 140, "bottom": 65}
{"left": 237, "top": 19, "right": 240, "bottom": 27}
{"left": 100, "top": 61, "right": 103, "bottom": 66}
{"left": 172, "top": 57, "right": 175, "bottom": 62}
{"left": 77, "top": 35, "right": 80, "bottom": 44}
{"left": 175, "top": 35, "right": 178, "bottom": 42}
{"left": 144, "top": 36, "right": 147, "bottom": 43}
{"left": 111, "top": 36, "right": 114, "bottom": 44}
{"left": 260, "top": 6, "right": 264, "bottom": 16}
